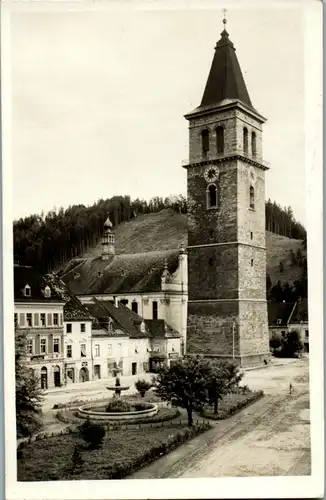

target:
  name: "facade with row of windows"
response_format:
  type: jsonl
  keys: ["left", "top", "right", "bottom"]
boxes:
{"left": 14, "top": 266, "right": 181, "bottom": 389}
{"left": 14, "top": 266, "right": 66, "bottom": 389}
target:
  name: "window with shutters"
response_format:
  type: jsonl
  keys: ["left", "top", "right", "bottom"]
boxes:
{"left": 53, "top": 338, "right": 60, "bottom": 353}
{"left": 66, "top": 323, "right": 72, "bottom": 333}
{"left": 80, "top": 344, "right": 86, "bottom": 357}
{"left": 26, "top": 313, "right": 32, "bottom": 327}
{"left": 80, "top": 323, "right": 86, "bottom": 333}
{"left": 40, "top": 313, "right": 46, "bottom": 326}
{"left": 40, "top": 338, "right": 47, "bottom": 354}
{"left": 47, "top": 313, "right": 52, "bottom": 326}
{"left": 34, "top": 313, "right": 39, "bottom": 327}
{"left": 53, "top": 313, "right": 58, "bottom": 326}
{"left": 67, "top": 345, "right": 72, "bottom": 358}
{"left": 27, "top": 339, "right": 33, "bottom": 355}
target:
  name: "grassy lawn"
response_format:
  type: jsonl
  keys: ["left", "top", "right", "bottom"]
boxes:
{"left": 18, "top": 421, "right": 208, "bottom": 481}
{"left": 201, "top": 390, "right": 264, "bottom": 420}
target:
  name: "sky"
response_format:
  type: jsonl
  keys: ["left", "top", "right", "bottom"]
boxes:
{"left": 10, "top": 3, "right": 305, "bottom": 225}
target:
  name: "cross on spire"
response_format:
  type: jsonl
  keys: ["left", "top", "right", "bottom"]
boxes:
{"left": 222, "top": 8, "right": 227, "bottom": 27}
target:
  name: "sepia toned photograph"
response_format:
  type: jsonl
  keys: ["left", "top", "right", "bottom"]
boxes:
{"left": 2, "top": 0, "right": 323, "bottom": 498}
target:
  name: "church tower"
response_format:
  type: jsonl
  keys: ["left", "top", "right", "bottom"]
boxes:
{"left": 184, "top": 18, "right": 270, "bottom": 367}
{"left": 101, "top": 216, "right": 115, "bottom": 260}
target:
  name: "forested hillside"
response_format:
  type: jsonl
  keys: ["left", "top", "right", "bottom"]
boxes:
{"left": 14, "top": 194, "right": 307, "bottom": 301}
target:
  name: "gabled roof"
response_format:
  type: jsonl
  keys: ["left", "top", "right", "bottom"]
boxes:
{"left": 45, "top": 274, "right": 93, "bottom": 322}
{"left": 268, "top": 301, "right": 295, "bottom": 327}
{"left": 83, "top": 299, "right": 151, "bottom": 338}
{"left": 14, "top": 265, "right": 63, "bottom": 303}
{"left": 59, "top": 249, "right": 180, "bottom": 295}
{"left": 83, "top": 300, "right": 130, "bottom": 337}
{"left": 289, "top": 298, "right": 308, "bottom": 324}
{"left": 144, "top": 319, "right": 180, "bottom": 338}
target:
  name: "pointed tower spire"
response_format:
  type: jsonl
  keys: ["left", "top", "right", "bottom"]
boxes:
{"left": 199, "top": 12, "right": 253, "bottom": 110}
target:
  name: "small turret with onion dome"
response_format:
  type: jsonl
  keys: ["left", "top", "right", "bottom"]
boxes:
{"left": 101, "top": 215, "right": 115, "bottom": 260}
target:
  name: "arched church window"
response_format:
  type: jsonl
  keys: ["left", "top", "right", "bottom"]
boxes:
{"left": 243, "top": 127, "right": 248, "bottom": 154}
{"left": 216, "top": 126, "right": 224, "bottom": 154}
{"left": 251, "top": 131, "right": 257, "bottom": 157}
{"left": 207, "top": 183, "right": 218, "bottom": 209}
{"left": 249, "top": 185, "right": 255, "bottom": 209}
{"left": 201, "top": 129, "right": 210, "bottom": 156}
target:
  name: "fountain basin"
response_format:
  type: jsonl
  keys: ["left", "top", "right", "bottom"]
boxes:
{"left": 106, "top": 385, "right": 130, "bottom": 391}
{"left": 77, "top": 401, "right": 158, "bottom": 422}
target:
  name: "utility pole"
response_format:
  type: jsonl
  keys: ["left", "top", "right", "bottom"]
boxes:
{"left": 232, "top": 321, "right": 236, "bottom": 360}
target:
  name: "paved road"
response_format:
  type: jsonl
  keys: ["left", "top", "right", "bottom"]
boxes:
{"left": 128, "top": 358, "right": 310, "bottom": 478}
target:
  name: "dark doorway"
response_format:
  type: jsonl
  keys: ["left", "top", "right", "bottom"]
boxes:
{"left": 132, "top": 362, "right": 137, "bottom": 375}
{"left": 66, "top": 368, "right": 75, "bottom": 383}
{"left": 79, "top": 367, "right": 89, "bottom": 382}
{"left": 94, "top": 365, "right": 101, "bottom": 380}
{"left": 53, "top": 366, "right": 61, "bottom": 387}
{"left": 40, "top": 367, "right": 48, "bottom": 389}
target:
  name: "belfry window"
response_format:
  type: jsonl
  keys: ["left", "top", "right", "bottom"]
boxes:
{"left": 207, "top": 183, "right": 218, "bottom": 209}
{"left": 251, "top": 131, "right": 257, "bottom": 157}
{"left": 243, "top": 127, "right": 248, "bottom": 154}
{"left": 201, "top": 129, "right": 210, "bottom": 156}
{"left": 249, "top": 185, "right": 255, "bottom": 209}
{"left": 216, "top": 126, "right": 224, "bottom": 154}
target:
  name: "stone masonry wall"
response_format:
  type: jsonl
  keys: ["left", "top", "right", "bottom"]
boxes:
{"left": 187, "top": 162, "right": 238, "bottom": 246}
{"left": 188, "top": 245, "right": 238, "bottom": 301}
{"left": 238, "top": 245, "right": 266, "bottom": 300}
{"left": 187, "top": 301, "right": 240, "bottom": 356}
{"left": 239, "top": 301, "right": 270, "bottom": 358}
{"left": 237, "top": 162, "right": 266, "bottom": 247}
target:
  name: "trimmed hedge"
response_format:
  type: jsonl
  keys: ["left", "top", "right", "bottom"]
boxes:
{"left": 202, "top": 390, "right": 264, "bottom": 420}
{"left": 93, "top": 421, "right": 211, "bottom": 479}
{"left": 56, "top": 406, "right": 180, "bottom": 427}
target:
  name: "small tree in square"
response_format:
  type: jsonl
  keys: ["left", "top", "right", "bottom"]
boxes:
{"left": 207, "top": 360, "right": 243, "bottom": 414}
{"left": 135, "top": 379, "right": 152, "bottom": 398}
{"left": 153, "top": 356, "right": 212, "bottom": 427}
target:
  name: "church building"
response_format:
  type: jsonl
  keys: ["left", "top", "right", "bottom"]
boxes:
{"left": 183, "top": 19, "right": 270, "bottom": 367}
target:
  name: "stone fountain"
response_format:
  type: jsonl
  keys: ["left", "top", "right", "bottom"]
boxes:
{"left": 77, "top": 366, "right": 158, "bottom": 422}
{"left": 106, "top": 366, "right": 130, "bottom": 398}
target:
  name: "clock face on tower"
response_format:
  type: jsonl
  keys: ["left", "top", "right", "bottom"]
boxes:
{"left": 204, "top": 165, "right": 219, "bottom": 183}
